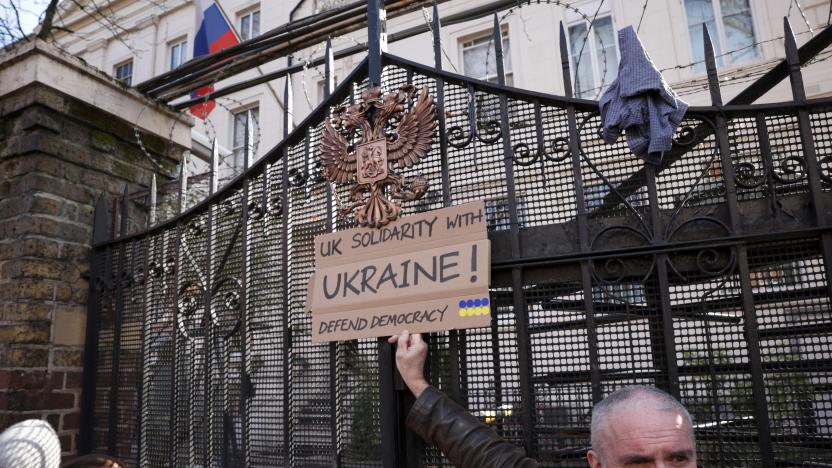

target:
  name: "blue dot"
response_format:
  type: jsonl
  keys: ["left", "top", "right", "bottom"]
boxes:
{"left": 459, "top": 300, "right": 466, "bottom": 308}
{"left": 466, "top": 299, "right": 474, "bottom": 308}
{"left": 473, "top": 298, "right": 482, "bottom": 307}
{"left": 482, "top": 298, "right": 490, "bottom": 306}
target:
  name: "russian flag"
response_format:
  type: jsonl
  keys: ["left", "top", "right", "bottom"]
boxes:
{"left": 190, "top": 0, "right": 239, "bottom": 119}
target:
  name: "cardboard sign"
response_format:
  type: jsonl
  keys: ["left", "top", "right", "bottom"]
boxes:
{"left": 308, "top": 201, "right": 491, "bottom": 342}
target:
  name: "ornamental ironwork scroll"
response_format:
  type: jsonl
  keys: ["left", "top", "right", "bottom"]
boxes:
{"left": 320, "top": 84, "right": 436, "bottom": 228}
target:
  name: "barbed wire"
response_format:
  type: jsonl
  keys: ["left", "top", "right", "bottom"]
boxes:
{"left": 483, "top": 0, "right": 610, "bottom": 100}
{"left": 788, "top": 0, "right": 814, "bottom": 36}
{"left": 636, "top": 0, "right": 649, "bottom": 33}
{"left": 572, "top": 0, "right": 606, "bottom": 97}
{"left": 420, "top": 6, "right": 459, "bottom": 73}
{"left": 672, "top": 50, "right": 832, "bottom": 97}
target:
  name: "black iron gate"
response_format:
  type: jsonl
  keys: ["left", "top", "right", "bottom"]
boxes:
{"left": 80, "top": 4, "right": 832, "bottom": 466}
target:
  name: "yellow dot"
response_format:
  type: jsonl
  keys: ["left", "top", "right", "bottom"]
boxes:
{"left": 459, "top": 309, "right": 466, "bottom": 317}
{"left": 483, "top": 306, "right": 490, "bottom": 315}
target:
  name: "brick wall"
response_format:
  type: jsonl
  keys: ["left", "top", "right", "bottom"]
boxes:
{"left": 0, "top": 42, "right": 188, "bottom": 459}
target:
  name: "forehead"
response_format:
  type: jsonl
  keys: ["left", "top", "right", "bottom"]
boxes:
{"left": 601, "top": 406, "right": 694, "bottom": 457}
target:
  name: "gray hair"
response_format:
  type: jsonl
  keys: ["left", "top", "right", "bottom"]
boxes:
{"left": 590, "top": 386, "right": 694, "bottom": 456}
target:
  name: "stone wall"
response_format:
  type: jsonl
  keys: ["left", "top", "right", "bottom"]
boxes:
{"left": 0, "top": 40, "right": 191, "bottom": 458}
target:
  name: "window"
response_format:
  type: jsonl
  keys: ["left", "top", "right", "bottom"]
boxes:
{"left": 240, "top": 10, "right": 260, "bottom": 41}
{"left": 684, "top": 0, "right": 758, "bottom": 73}
{"left": 485, "top": 198, "right": 526, "bottom": 231}
{"left": 461, "top": 29, "right": 513, "bottom": 85}
{"left": 114, "top": 60, "right": 133, "bottom": 86}
{"left": 232, "top": 107, "right": 260, "bottom": 171}
{"left": 317, "top": 76, "right": 338, "bottom": 102}
{"left": 568, "top": 15, "right": 618, "bottom": 99}
{"left": 170, "top": 40, "right": 188, "bottom": 70}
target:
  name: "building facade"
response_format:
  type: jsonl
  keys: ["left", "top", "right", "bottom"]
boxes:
{"left": 52, "top": 0, "right": 832, "bottom": 185}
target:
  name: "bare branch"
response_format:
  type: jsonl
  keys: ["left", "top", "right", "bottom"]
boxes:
{"left": 37, "top": 0, "right": 60, "bottom": 40}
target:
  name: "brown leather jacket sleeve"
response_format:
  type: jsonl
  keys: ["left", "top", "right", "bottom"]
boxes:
{"left": 406, "top": 386, "right": 538, "bottom": 468}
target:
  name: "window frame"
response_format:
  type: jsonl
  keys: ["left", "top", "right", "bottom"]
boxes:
{"left": 459, "top": 27, "right": 513, "bottom": 85}
{"left": 231, "top": 105, "right": 261, "bottom": 170}
{"left": 566, "top": 13, "right": 618, "bottom": 99}
{"left": 682, "top": 0, "right": 760, "bottom": 73}
{"left": 114, "top": 60, "right": 133, "bottom": 86}
{"left": 239, "top": 9, "right": 261, "bottom": 41}
{"left": 169, "top": 39, "right": 188, "bottom": 71}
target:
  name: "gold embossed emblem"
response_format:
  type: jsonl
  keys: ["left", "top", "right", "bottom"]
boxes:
{"left": 320, "top": 84, "right": 436, "bottom": 228}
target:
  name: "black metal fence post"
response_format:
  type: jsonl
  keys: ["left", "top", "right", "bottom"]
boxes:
{"left": 238, "top": 119, "right": 253, "bottom": 468}
{"left": 79, "top": 194, "right": 110, "bottom": 455}
{"left": 107, "top": 186, "right": 130, "bottom": 455}
{"left": 703, "top": 25, "right": 774, "bottom": 465}
{"left": 323, "top": 37, "right": 342, "bottom": 468}
{"left": 783, "top": 18, "right": 832, "bottom": 301}
{"left": 281, "top": 74, "right": 293, "bottom": 466}
{"left": 170, "top": 155, "right": 188, "bottom": 466}
{"left": 201, "top": 139, "right": 219, "bottom": 466}
{"left": 558, "top": 22, "right": 602, "bottom": 406}
{"left": 495, "top": 14, "right": 537, "bottom": 458}
{"left": 367, "top": 2, "right": 401, "bottom": 466}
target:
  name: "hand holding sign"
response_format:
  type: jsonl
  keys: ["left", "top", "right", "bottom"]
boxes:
{"left": 388, "top": 330, "right": 428, "bottom": 398}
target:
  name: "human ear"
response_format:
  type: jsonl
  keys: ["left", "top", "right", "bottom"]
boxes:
{"left": 587, "top": 449, "right": 603, "bottom": 468}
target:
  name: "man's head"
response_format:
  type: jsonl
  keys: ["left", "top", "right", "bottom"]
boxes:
{"left": 587, "top": 386, "right": 696, "bottom": 468}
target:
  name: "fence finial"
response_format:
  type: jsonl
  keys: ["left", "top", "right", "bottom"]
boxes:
{"left": 283, "top": 76, "right": 293, "bottom": 138}
{"left": 492, "top": 14, "right": 506, "bottom": 86}
{"left": 784, "top": 17, "right": 808, "bottom": 103}
{"left": 178, "top": 152, "right": 189, "bottom": 214}
{"left": 432, "top": 2, "right": 441, "bottom": 68}
{"left": 244, "top": 115, "right": 254, "bottom": 171}
{"left": 119, "top": 185, "right": 130, "bottom": 238}
{"left": 210, "top": 138, "right": 219, "bottom": 195}
{"left": 784, "top": 17, "right": 801, "bottom": 70}
{"left": 93, "top": 192, "right": 110, "bottom": 244}
{"left": 703, "top": 24, "right": 723, "bottom": 106}
{"left": 148, "top": 174, "right": 157, "bottom": 228}
{"left": 325, "top": 37, "right": 334, "bottom": 99}
{"left": 558, "top": 22, "right": 573, "bottom": 98}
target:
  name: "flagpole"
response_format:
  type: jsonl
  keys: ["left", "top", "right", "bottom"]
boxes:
{"left": 213, "top": 0, "right": 287, "bottom": 118}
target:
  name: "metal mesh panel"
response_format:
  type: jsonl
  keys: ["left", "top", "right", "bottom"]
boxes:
{"left": 92, "top": 246, "right": 116, "bottom": 453}
{"left": 208, "top": 190, "right": 244, "bottom": 466}
{"left": 750, "top": 238, "right": 832, "bottom": 465}
{"left": 245, "top": 164, "right": 288, "bottom": 466}
{"left": 87, "top": 54, "right": 832, "bottom": 467}
{"left": 140, "top": 230, "right": 175, "bottom": 467}
{"left": 114, "top": 240, "right": 144, "bottom": 464}
{"left": 528, "top": 282, "right": 593, "bottom": 467}
{"left": 288, "top": 130, "right": 335, "bottom": 467}
{"left": 809, "top": 108, "right": 832, "bottom": 192}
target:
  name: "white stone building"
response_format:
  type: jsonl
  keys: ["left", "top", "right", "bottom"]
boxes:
{"left": 51, "top": 0, "right": 832, "bottom": 183}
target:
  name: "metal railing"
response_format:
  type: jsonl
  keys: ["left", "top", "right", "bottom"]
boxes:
{"left": 80, "top": 4, "right": 832, "bottom": 467}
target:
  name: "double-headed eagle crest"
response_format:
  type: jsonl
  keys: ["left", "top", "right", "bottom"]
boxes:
{"left": 320, "top": 84, "right": 436, "bottom": 228}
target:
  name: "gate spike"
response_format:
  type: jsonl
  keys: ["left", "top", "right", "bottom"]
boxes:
{"left": 432, "top": 2, "right": 441, "bottom": 69}
{"left": 492, "top": 14, "right": 505, "bottom": 86}
{"left": 210, "top": 138, "right": 219, "bottom": 195}
{"left": 148, "top": 174, "right": 156, "bottom": 228}
{"left": 93, "top": 192, "right": 110, "bottom": 244}
{"left": 283, "top": 76, "right": 293, "bottom": 138}
{"left": 324, "top": 37, "right": 334, "bottom": 99}
{"left": 244, "top": 115, "right": 253, "bottom": 171}
{"left": 178, "top": 152, "right": 189, "bottom": 214}
{"left": 558, "top": 22, "right": 573, "bottom": 98}
{"left": 703, "top": 25, "right": 723, "bottom": 106}
{"left": 783, "top": 17, "right": 808, "bottom": 102}
{"left": 119, "top": 184, "right": 129, "bottom": 238}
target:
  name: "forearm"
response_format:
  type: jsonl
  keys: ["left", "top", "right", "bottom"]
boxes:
{"left": 406, "top": 387, "right": 537, "bottom": 468}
